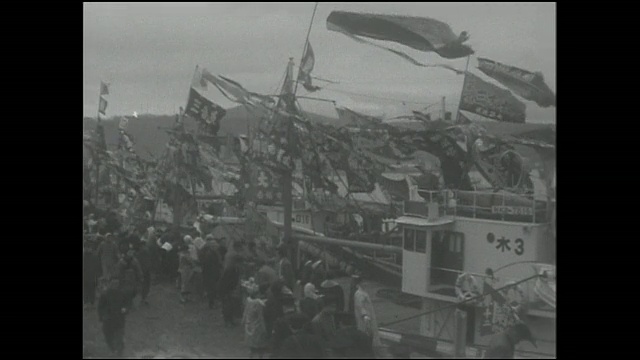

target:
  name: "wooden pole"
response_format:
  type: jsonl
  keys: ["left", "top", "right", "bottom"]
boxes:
{"left": 95, "top": 87, "right": 103, "bottom": 208}
{"left": 455, "top": 56, "right": 472, "bottom": 124}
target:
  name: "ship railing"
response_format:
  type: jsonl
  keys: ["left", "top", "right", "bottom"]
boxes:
{"left": 409, "top": 189, "right": 550, "bottom": 224}
{"left": 427, "top": 267, "right": 551, "bottom": 312}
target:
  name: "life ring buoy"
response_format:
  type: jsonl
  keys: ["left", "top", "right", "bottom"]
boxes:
{"left": 455, "top": 273, "right": 481, "bottom": 302}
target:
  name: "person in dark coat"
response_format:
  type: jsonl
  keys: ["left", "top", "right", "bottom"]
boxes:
{"left": 135, "top": 241, "right": 152, "bottom": 305}
{"left": 319, "top": 271, "right": 345, "bottom": 315}
{"left": 114, "top": 250, "right": 143, "bottom": 308}
{"left": 311, "top": 298, "right": 337, "bottom": 349}
{"left": 276, "top": 313, "right": 325, "bottom": 359}
{"left": 83, "top": 241, "right": 100, "bottom": 309}
{"left": 264, "top": 280, "right": 290, "bottom": 340}
{"left": 485, "top": 323, "right": 537, "bottom": 359}
{"left": 200, "top": 235, "right": 222, "bottom": 309}
{"left": 270, "top": 294, "right": 297, "bottom": 356}
{"left": 96, "top": 234, "right": 119, "bottom": 279}
{"left": 98, "top": 278, "right": 129, "bottom": 356}
{"left": 219, "top": 254, "right": 242, "bottom": 327}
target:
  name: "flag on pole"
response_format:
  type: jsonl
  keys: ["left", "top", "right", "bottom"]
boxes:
{"left": 297, "top": 42, "right": 321, "bottom": 92}
{"left": 185, "top": 87, "right": 227, "bottom": 136}
{"left": 199, "top": 69, "right": 275, "bottom": 108}
{"left": 477, "top": 58, "right": 556, "bottom": 108}
{"left": 459, "top": 73, "right": 526, "bottom": 123}
{"left": 100, "top": 81, "right": 110, "bottom": 96}
{"left": 326, "top": 11, "right": 473, "bottom": 65}
{"left": 98, "top": 96, "right": 108, "bottom": 115}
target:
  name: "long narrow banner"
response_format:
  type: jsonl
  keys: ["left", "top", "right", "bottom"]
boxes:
{"left": 460, "top": 73, "right": 527, "bottom": 123}
{"left": 477, "top": 58, "right": 556, "bottom": 108}
{"left": 327, "top": 11, "right": 474, "bottom": 59}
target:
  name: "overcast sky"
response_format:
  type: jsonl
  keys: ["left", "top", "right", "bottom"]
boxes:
{"left": 84, "top": 2, "right": 556, "bottom": 123}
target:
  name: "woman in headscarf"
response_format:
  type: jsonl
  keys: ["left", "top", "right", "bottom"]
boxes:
{"left": 242, "top": 283, "right": 269, "bottom": 358}
{"left": 352, "top": 275, "right": 381, "bottom": 348}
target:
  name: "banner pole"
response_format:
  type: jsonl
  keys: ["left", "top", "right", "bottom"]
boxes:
{"left": 456, "top": 55, "right": 472, "bottom": 124}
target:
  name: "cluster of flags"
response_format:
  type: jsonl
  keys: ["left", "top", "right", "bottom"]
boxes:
{"left": 322, "top": 10, "right": 556, "bottom": 125}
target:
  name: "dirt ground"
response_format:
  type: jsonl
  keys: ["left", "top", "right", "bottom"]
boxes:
{"left": 83, "top": 278, "right": 423, "bottom": 359}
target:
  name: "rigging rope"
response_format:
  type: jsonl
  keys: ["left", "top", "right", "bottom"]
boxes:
{"left": 379, "top": 273, "right": 541, "bottom": 327}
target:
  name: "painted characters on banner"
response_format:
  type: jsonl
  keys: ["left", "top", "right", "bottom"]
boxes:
{"left": 460, "top": 73, "right": 526, "bottom": 123}
{"left": 479, "top": 278, "right": 525, "bottom": 337}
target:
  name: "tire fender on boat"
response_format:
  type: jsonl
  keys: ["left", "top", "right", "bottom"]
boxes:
{"left": 455, "top": 273, "right": 481, "bottom": 302}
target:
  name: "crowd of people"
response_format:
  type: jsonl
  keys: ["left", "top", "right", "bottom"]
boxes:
{"left": 83, "top": 213, "right": 381, "bottom": 358}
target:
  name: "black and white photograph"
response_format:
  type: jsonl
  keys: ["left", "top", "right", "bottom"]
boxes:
{"left": 83, "top": 2, "right": 556, "bottom": 358}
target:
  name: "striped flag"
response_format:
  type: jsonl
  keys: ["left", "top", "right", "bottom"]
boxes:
{"left": 98, "top": 96, "right": 108, "bottom": 115}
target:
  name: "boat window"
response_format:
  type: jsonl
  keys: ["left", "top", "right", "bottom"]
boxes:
{"left": 416, "top": 230, "right": 427, "bottom": 253}
{"left": 433, "top": 231, "right": 441, "bottom": 244}
{"left": 404, "top": 228, "right": 415, "bottom": 251}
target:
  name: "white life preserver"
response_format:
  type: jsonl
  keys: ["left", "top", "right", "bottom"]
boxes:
{"left": 455, "top": 273, "right": 481, "bottom": 302}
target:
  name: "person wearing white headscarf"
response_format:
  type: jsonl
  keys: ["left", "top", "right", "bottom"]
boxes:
{"left": 353, "top": 276, "right": 381, "bottom": 347}
{"left": 242, "top": 284, "right": 268, "bottom": 358}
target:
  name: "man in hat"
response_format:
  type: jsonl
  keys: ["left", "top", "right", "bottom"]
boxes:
{"left": 256, "top": 258, "right": 278, "bottom": 290}
{"left": 97, "top": 233, "right": 120, "bottom": 279}
{"left": 200, "top": 234, "right": 222, "bottom": 309}
{"left": 98, "top": 278, "right": 129, "bottom": 356}
{"left": 114, "top": 249, "right": 144, "bottom": 308}
{"left": 319, "top": 271, "right": 345, "bottom": 320}
{"left": 485, "top": 323, "right": 537, "bottom": 358}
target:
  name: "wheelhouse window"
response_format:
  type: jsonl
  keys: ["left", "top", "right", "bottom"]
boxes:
{"left": 416, "top": 230, "right": 427, "bottom": 253}
{"left": 404, "top": 228, "right": 415, "bottom": 251}
{"left": 429, "top": 231, "right": 465, "bottom": 297}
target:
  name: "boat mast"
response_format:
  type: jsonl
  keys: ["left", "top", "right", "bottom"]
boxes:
{"left": 283, "top": 2, "right": 319, "bottom": 269}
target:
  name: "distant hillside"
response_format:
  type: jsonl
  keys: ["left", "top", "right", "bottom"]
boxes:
{"left": 83, "top": 106, "right": 554, "bottom": 161}
{"left": 83, "top": 106, "right": 345, "bottom": 160}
